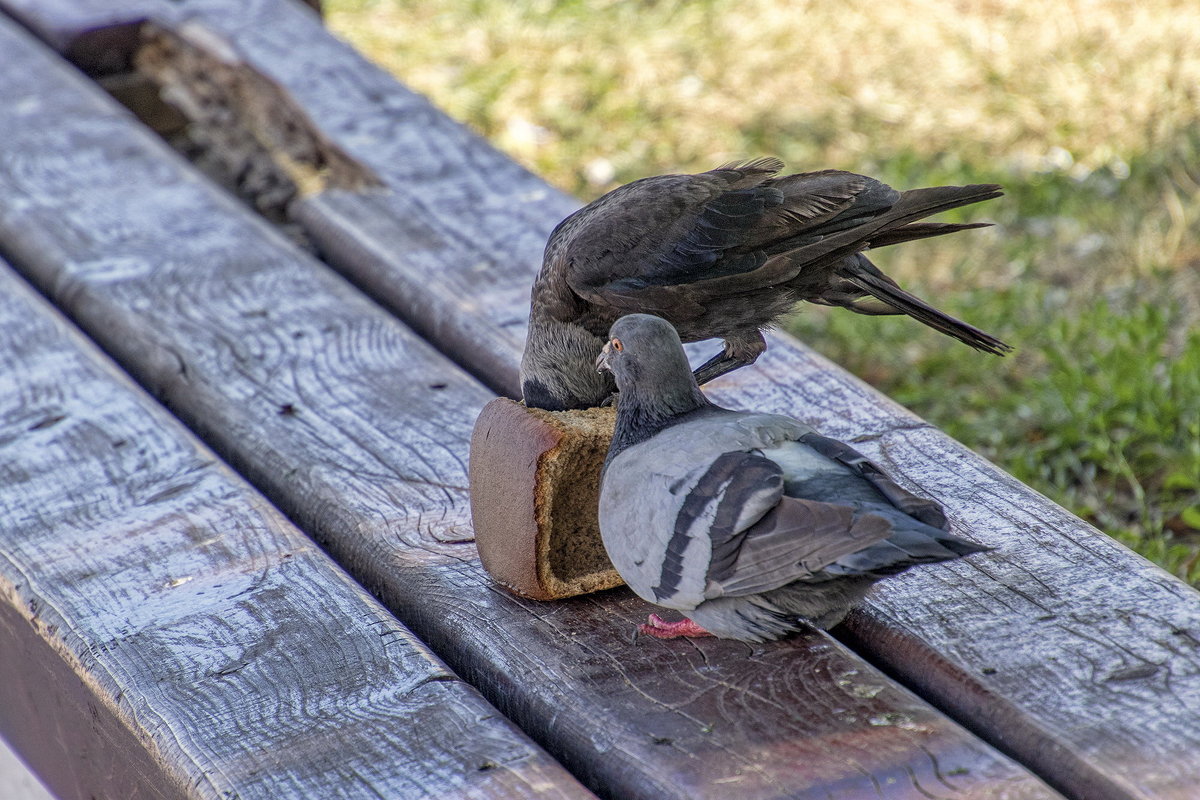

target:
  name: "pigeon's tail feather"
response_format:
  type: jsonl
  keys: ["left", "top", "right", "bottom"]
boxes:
{"left": 887, "top": 183, "right": 1004, "bottom": 226}
{"left": 867, "top": 221, "right": 992, "bottom": 249}
{"left": 797, "top": 182, "right": 1000, "bottom": 248}
{"left": 841, "top": 255, "right": 1012, "bottom": 355}
{"left": 825, "top": 517, "right": 989, "bottom": 578}
{"left": 937, "top": 534, "right": 993, "bottom": 558}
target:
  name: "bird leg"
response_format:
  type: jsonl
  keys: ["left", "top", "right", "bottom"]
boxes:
{"left": 692, "top": 331, "right": 766, "bottom": 386}
{"left": 638, "top": 613, "right": 714, "bottom": 639}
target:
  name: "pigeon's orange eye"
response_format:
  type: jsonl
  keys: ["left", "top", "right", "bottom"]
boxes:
{"left": 612, "top": 338, "right": 623, "bottom": 352}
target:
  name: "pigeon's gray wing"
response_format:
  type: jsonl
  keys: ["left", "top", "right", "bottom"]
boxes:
{"left": 636, "top": 449, "right": 902, "bottom": 607}
{"left": 600, "top": 436, "right": 789, "bottom": 611}
{"left": 599, "top": 413, "right": 983, "bottom": 610}
{"left": 706, "top": 487, "right": 984, "bottom": 599}
{"left": 600, "top": 446, "right": 783, "bottom": 611}
{"left": 706, "top": 494, "right": 900, "bottom": 598}
{"left": 652, "top": 450, "right": 784, "bottom": 606}
{"left": 564, "top": 166, "right": 873, "bottom": 319}
{"left": 795, "top": 431, "right": 948, "bottom": 528}
{"left": 680, "top": 443, "right": 976, "bottom": 600}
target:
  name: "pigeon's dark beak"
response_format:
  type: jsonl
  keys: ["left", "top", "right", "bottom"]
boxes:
{"left": 596, "top": 342, "right": 612, "bottom": 374}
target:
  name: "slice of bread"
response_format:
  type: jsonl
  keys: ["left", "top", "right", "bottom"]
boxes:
{"left": 469, "top": 398, "right": 622, "bottom": 600}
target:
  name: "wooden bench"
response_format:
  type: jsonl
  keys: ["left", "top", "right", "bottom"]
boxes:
{"left": 0, "top": 2, "right": 1196, "bottom": 799}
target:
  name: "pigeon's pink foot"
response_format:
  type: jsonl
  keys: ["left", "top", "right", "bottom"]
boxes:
{"left": 638, "top": 613, "right": 713, "bottom": 639}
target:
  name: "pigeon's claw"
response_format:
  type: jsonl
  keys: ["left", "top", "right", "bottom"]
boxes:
{"left": 637, "top": 613, "right": 714, "bottom": 639}
{"left": 691, "top": 353, "right": 744, "bottom": 386}
{"left": 692, "top": 331, "right": 767, "bottom": 386}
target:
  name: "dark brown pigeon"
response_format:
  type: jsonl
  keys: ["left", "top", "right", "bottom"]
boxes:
{"left": 521, "top": 158, "right": 1008, "bottom": 410}
{"left": 596, "top": 314, "right": 989, "bottom": 641}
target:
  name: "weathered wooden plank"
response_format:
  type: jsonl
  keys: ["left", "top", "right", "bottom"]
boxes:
{"left": 0, "top": 9, "right": 1060, "bottom": 800}
{"left": 0, "top": 263, "right": 590, "bottom": 800}
{"left": 1, "top": 0, "right": 318, "bottom": 68}
{"left": 0, "top": 0, "right": 159, "bottom": 74}
{"left": 308, "top": 121, "right": 1200, "bottom": 800}
{"left": 26, "top": 3, "right": 1195, "bottom": 799}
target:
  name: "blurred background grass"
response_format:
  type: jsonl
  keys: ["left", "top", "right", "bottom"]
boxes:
{"left": 326, "top": 0, "right": 1200, "bottom": 581}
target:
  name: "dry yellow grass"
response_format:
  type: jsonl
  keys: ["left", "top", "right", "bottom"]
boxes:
{"left": 327, "top": 0, "right": 1200, "bottom": 190}
{"left": 326, "top": 0, "right": 1200, "bottom": 293}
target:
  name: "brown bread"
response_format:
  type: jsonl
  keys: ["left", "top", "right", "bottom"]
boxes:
{"left": 469, "top": 398, "right": 622, "bottom": 600}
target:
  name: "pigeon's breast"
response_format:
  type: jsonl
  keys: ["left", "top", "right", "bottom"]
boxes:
{"left": 599, "top": 452, "right": 727, "bottom": 610}
{"left": 597, "top": 412, "right": 811, "bottom": 609}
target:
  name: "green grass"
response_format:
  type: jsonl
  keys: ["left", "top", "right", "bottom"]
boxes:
{"left": 784, "top": 142, "right": 1200, "bottom": 580}
{"left": 326, "top": 0, "right": 1200, "bottom": 581}
{"left": 788, "top": 281, "right": 1200, "bottom": 581}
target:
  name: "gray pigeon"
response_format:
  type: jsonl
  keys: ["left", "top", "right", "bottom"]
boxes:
{"left": 522, "top": 158, "right": 1008, "bottom": 411}
{"left": 596, "top": 314, "right": 988, "bottom": 642}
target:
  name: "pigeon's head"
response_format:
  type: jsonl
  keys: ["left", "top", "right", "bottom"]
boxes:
{"left": 596, "top": 314, "right": 695, "bottom": 395}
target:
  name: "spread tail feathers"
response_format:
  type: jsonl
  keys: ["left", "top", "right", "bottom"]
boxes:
{"left": 844, "top": 183, "right": 1009, "bottom": 354}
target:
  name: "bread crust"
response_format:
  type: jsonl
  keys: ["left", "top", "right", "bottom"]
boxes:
{"left": 469, "top": 398, "right": 621, "bottom": 599}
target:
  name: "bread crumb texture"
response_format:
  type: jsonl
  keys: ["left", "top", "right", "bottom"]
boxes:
{"left": 469, "top": 398, "right": 622, "bottom": 600}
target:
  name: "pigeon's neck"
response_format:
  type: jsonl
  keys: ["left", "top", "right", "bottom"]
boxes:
{"left": 607, "top": 376, "right": 714, "bottom": 468}
{"left": 521, "top": 315, "right": 615, "bottom": 410}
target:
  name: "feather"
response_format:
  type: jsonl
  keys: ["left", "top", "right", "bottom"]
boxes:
{"left": 523, "top": 159, "right": 1008, "bottom": 409}
{"left": 597, "top": 315, "right": 990, "bottom": 641}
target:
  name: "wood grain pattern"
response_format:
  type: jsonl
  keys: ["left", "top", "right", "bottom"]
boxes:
{"left": 0, "top": 262, "right": 589, "bottom": 800}
{"left": 0, "top": 8, "right": 1061, "bottom": 800}
{"left": 29, "top": 2, "right": 1196, "bottom": 798}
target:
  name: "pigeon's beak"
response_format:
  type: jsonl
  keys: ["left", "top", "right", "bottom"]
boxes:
{"left": 596, "top": 342, "right": 612, "bottom": 374}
